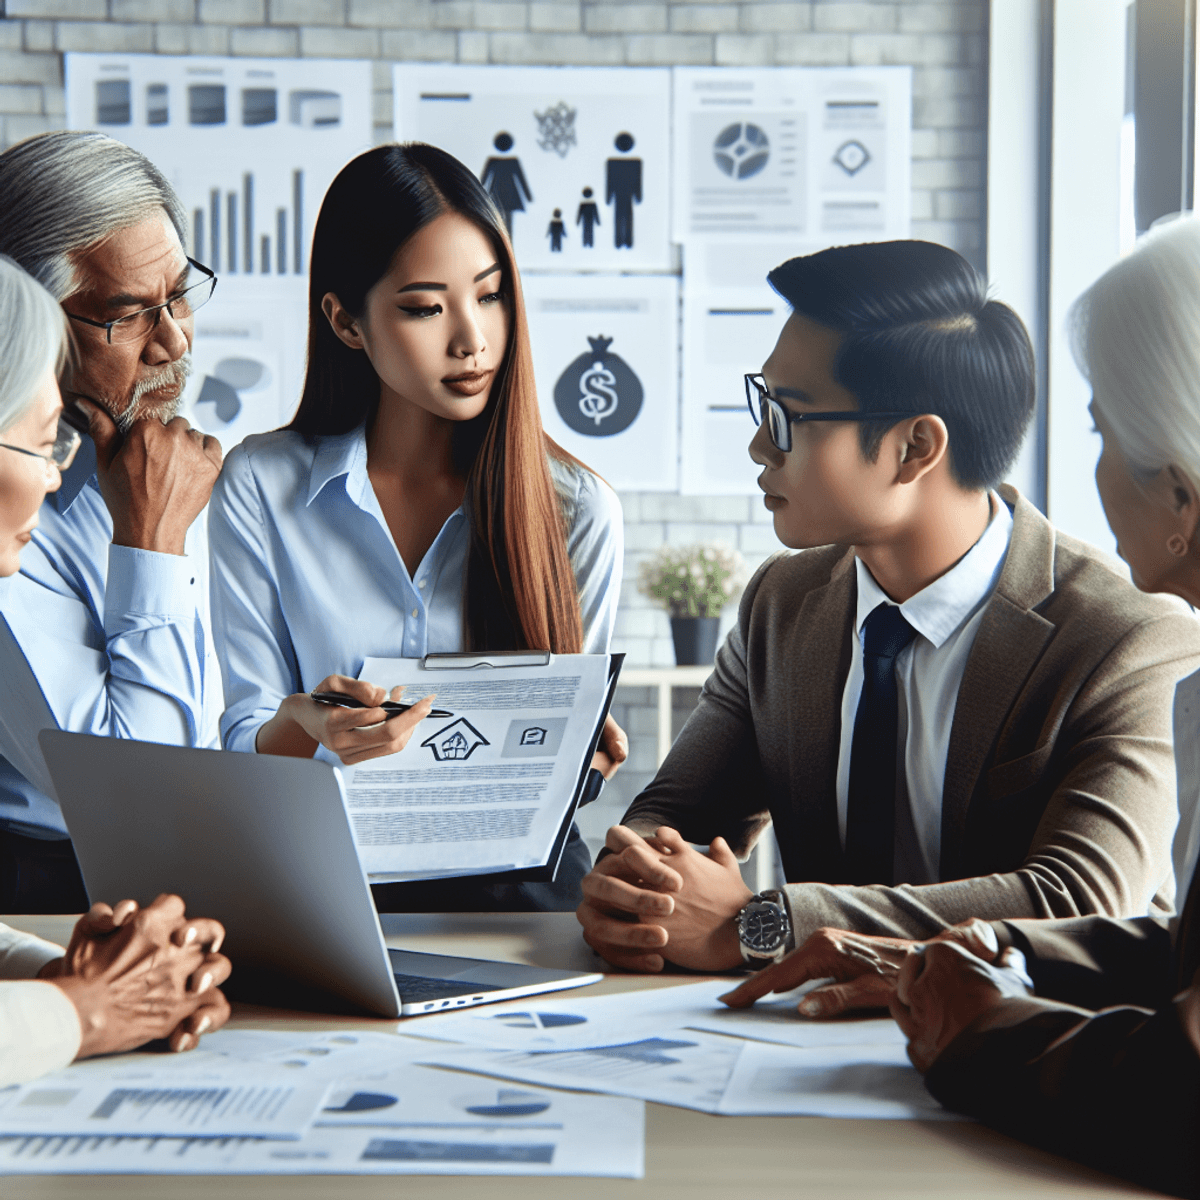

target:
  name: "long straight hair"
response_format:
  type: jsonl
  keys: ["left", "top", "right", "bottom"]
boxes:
{"left": 288, "top": 143, "right": 584, "bottom": 654}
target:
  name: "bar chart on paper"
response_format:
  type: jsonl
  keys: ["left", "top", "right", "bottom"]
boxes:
{"left": 66, "top": 54, "right": 372, "bottom": 444}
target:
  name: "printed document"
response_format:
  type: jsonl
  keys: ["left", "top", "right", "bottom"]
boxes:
{"left": 0, "top": 1065, "right": 645, "bottom": 1177}
{"left": 406, "top": 977, "right": 906, "bottom": 1052}
{"left": 346, "top": 654, "right": 611, "bottom": 879}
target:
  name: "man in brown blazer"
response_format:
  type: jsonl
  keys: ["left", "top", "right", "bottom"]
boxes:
{"left": 577, "top": 240, "right": 1200, "bottom": 973}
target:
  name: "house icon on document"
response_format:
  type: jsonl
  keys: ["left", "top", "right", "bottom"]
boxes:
{"left": 422, "top": 718, "right": 490, "bottom": 762}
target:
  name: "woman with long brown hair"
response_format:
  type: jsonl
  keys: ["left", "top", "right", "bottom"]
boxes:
{"left": 207, "top": 144, "right": 625, "bottom": 909}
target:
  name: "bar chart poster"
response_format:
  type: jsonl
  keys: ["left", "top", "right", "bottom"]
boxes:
{"left": 395, "top": 65, "right": 671, "bottom": 272}
{"left": 671, "top": 67, "right": 911, "bottom": 252}
{"left": 522, "top": 273, "right": 678, "bottom": 491}
{"left": 65, "top": 53, "right": 372, "bottom": 441}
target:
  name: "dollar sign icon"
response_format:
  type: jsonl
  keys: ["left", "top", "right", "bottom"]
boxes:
{"left": 554, "top": 335, "right": 643, "bottom": 437}
{"left": 579, "top": 360, "right": 619, "bottom": 426}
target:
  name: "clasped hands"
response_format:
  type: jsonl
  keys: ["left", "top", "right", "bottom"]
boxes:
{"left": 577, "top": 823, "right": 1036, "bottom": 1074}
{"left": 37, "top": 893, "right": 232, "bottom": 1060}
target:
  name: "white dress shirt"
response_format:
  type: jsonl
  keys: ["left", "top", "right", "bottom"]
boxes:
{"left": 0, "top": 439, "right": 222, "bottom": 839}
{"left": 836, "top": 496, "right": 1014, "bottom": 883}
{"left": 0, "top": 923, "right": 80, "bottom": 1087}
{"left": 209, "top": 426, "right": 623, "bottom": 755}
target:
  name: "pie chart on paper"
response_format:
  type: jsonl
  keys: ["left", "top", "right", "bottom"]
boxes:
{"left": 490, "top": 1011, "right": 588, "bottom": 1030}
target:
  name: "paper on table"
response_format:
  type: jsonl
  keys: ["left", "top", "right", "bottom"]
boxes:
{"left": 346, "top": 654, "right": 610, "bottom": 879}
{"left": 716, "top": 1040, "right": 961, "bottom": 1120}
{"left": 418, "top": 1029, "right": 743, "bottom": 1114}
{"left": 0, "top": 1030, "right": 416, "bottom": 1140}
{"left": 405, "top": 977, "right": 906, "bottom": 1052}
{"left": 0, "top": 1064, "right": 329, "bottom": 1140}
{"left": 0, "top": 1066, "right": 646, "bottom": 1177}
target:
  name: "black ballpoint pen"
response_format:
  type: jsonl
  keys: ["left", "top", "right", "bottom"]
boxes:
{"left": 309, "top": 691, "right": 453, "bottom": 719}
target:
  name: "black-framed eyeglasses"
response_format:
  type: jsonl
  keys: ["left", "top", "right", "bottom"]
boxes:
{"left": 0, "top": 416, "right": 82, "bottom": 473}
{"left": 745, "top": 373, "right": 916, "bottom": 453}
{"left": 64, "top": 258, "right": 217, "bottom": 346}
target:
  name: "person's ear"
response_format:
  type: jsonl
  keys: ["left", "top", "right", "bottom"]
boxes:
{"left": 894, "top": 415, "right": 949, "bottom": 483}
{"left": 1163, "top": 465, "right": 1200, "bottom": 550}
{"left": 321, "top": 292, "right": 364, "bottom": 351}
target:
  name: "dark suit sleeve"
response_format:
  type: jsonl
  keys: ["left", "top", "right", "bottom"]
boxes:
{"left": 991, "top": 914, "right": 1172, "bottom": 1010}
{"left": 619, "top": 558, "right": 777, "bottom": 855}
{"left": 925, "top": 990, "right": 1200, "bottom": 1199}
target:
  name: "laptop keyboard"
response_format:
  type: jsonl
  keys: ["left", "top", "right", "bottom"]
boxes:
{"left": 392, "top": 973, "right": 507, "bottom": 1002}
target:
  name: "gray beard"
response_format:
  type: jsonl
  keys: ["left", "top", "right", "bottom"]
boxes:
{"left": 116, "top": 353, "right": 193, "bottom": 434}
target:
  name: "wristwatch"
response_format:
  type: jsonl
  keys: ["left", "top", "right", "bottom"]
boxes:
{"left": 735, "top": 890, "right": 791, "bottom": 969}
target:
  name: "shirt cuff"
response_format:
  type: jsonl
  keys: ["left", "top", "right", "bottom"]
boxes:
{"left": 0, "top": 928, "right": 66, "bottom": 980}
{"left": 0, "top": 981, "right": 82, "bottom": 1087}
{"left": 105, "top": 543, "right": 201, "bottom": 624}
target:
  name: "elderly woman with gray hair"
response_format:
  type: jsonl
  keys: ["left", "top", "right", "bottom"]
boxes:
{"left": 0, "top": 256, "right": 232, "bottom": 1086}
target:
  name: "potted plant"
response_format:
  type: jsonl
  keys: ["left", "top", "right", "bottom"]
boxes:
{"left": 637, "top": 543, "right": 748, "bottom": 666}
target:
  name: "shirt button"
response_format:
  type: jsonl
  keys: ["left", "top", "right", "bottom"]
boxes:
{"left": 412, "top": 608, "right": 419, "bottom": 619}
{"left": 418, "top": 579, "right": 427, "bottom": 589}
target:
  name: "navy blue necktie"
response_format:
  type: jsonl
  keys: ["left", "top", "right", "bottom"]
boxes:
{"left": 845, "top": 602, "right": 917, "bottom": 885}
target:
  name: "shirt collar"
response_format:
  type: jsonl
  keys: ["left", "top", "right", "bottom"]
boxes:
{"left": 307, "top": 424, "right": 371, "bottom": 507}
{"left": 855, "top": 493, "right": 1014, "bottom": 650}
{"left": 49, "top": 435, "right": 99, "bottom": 513}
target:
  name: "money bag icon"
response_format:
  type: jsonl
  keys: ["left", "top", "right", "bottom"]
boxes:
{"left": 553, "top": 336, "right": 643, "bottom": 437}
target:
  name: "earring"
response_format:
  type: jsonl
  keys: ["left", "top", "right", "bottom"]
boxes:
{"left": 1168, "top": 534, "right": 1189, "bottom": 557}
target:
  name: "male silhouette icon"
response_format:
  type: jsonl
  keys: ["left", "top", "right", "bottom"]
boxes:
{"left": 547, "top": 207, "right": 566, "bottom": 252}
{"left": 605, "top": 133, "right": 642, "bottom": 250}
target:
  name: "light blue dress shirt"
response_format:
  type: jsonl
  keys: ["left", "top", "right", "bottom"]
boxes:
{"left": 208, "top": 426, "right": 624, "bottom": 755}
{"left": 0, "top": 439, "right": 219, "bottom": 838}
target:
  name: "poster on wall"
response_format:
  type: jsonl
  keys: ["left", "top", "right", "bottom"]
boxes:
{"left": 522, "top": 273, "right": 679, "bottom": 491}
{"left": 394, "top": 65, "right": 672, "bottom": 272}
{"left": 671, "top": 66, "right": 912, "bottom": 258}
{"left": 65, "top": 53, "right": 372, "bottom": 440}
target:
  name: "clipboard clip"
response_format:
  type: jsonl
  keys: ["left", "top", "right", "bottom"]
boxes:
{"left": 419, "top": 650, "right": 552, "bottom": 670}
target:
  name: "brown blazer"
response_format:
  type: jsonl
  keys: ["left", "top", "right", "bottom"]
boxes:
{"left": 623, "top": 487, "right": 1200, "bottom": 941}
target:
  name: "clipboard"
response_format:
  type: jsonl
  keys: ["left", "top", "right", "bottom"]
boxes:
{"left": 380, "top": 651, "right": 625, "bottom": 886}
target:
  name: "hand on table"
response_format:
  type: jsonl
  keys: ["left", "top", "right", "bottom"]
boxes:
{"left": 718, "top": 918, "right": 1004, "bottom": 1018}
{"left": 576, "top": 824, "right": 752, "bottom": 973}
{"left": 36, "top": 894, "right": 232, "bottom": 1059}
{"left": 591, "top": 715, "right": 629, "bottom": 781}
{"left": 889, "top": 939, "right": 1034, "bottom": 1072}
{"left": 264, "top": 674, "right": 436, "bottom": 765}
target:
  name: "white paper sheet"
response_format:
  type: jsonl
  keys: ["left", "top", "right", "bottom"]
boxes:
{"left": 717, "top": 1040, "right": 959, "bottom": 1120}
{"left": 345, "top": 654, "right": 610, "bottom": 879}
{"left": 419, "top": 1030, "right": 743, "bottom": 1114}
{"left": 405, "top": 977, "right": 905, "bottom": 1053}
{"left": 394, "top": 65, "right": 672, "bottom": 272}
{"left": 0, "top": 1030, "right": 414, "bottom": 1141}
{"left": 0, "top": 1066, "right": 645, "bottom": 1177}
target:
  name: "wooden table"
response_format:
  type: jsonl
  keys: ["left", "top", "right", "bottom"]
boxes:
{"left": 0, "top": 912, "right": 1160, "bottom": 1199}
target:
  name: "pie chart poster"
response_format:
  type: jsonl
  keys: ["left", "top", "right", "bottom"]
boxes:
{"left": 523, "top": 274, "right": 679, "bottom": 491}
{"left": 394, "top": 65, "right": 671, "bottom": 272}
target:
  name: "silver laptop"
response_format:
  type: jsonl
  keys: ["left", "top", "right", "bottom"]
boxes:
{"left": 39, "top": 730, "right": 601, "bottom": 1018}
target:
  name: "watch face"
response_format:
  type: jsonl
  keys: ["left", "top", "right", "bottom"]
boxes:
{"left": 739, "top": 901, "right": 788, "bottom": 953}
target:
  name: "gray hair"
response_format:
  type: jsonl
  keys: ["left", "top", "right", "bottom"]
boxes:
{"left": 0, "top": 255, "right": 70, "bottom": 433}
{"left": 0, "top": 131, "right": 186, "bottom": 302}
{"left": 1071, "top": 217, "right": 1200, "bottom": 488}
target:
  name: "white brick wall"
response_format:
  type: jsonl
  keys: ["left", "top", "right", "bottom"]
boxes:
{"left": 0, "top": 0, "right": 989, "bottom": 844}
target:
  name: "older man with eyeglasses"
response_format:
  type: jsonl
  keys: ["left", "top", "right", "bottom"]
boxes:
{"left": 0, "top": 131, "right": 223, "bottom": 912}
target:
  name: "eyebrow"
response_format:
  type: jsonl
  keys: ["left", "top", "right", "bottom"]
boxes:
{"left": 395, "top": 263, "right": 502, "bottom": 295}
{"left": 105, "top": 266, "right": 191, "bottom": 311}
{"left": 774, "top": 385, "right": 817, "bottom": 405}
